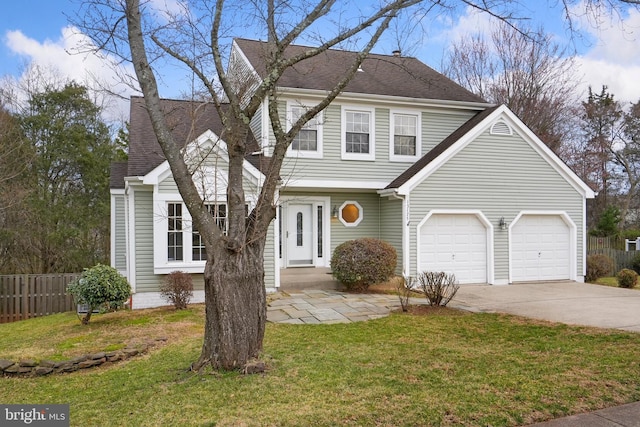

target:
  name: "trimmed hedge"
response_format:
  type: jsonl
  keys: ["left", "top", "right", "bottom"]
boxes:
{"left": 331, "top": 238, "right": 397, "bottom": 291}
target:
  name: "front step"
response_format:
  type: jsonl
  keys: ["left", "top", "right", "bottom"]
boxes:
{"left": 279, "top": 267, "right": 343, "bottom": 291}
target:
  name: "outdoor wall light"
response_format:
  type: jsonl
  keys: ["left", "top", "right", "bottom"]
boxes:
{"left": 332, "top": 205, "right": 338, "bottom": 218}
{"left": 499, "top": 216, "right": 507, "bottom": 231}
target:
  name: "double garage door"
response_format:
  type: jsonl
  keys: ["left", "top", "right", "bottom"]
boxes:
{"left": 419, "top": 213, "right": 571, "bottom": 284}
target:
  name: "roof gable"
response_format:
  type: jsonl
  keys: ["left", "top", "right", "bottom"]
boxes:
{"left": 386, "top": 105, "right": 595, "bottom": 198}
{"left": 127, "top": 97, "right": 261, "bottom": 178}
{"left": 234, "top": 38, "right": 485, "bottom": 104}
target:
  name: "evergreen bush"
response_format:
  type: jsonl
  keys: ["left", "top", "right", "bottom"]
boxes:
{"left": 67, "top": 264, "right": 131, "bottom": 324}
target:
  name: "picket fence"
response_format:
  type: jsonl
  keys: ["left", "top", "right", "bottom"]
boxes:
{"left": 0, "top": 274, "right": 79, "bottom": 323}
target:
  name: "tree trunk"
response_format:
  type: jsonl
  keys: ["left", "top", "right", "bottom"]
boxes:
{"left": 193, "top": 242, "right": 267, "bottom": 371}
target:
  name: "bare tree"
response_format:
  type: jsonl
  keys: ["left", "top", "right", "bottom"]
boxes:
{"left": 443, "top": 23, "right": 579, "bottom": 153}
{"left": 75, "top": 0, "right": 640, "bottom": 372}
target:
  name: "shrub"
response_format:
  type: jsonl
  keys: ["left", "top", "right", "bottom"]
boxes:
{"left": 67, "top": 264, "right": 131, "bottom": 324}
{"left": 417, "top": 271, "right": 459, "bottom": 306}
{"left": 331, "top": 238, "right": 397, "bottom": 291}
{"left": 160, "top": 271, "right": 193, "bottom": 309}
{"left": 616, "top": 269, "right": 638, "bottom": 288}
{"left": 396, "top": 276, "right": 416, "bottom": 312}
{"left": 585, "top": 254, "right": 615, "bottom": 282}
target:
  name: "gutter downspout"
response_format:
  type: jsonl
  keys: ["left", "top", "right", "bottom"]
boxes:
{"left": 389, "top": 190, "right": 410, "bottom": 278}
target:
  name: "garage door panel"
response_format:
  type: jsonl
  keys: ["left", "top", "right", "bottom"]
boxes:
{"left": 420, "top": 214, "right": 487, "bottom": 284}
{"left": 511, "top": 215, "right": 571, "bottom": 282}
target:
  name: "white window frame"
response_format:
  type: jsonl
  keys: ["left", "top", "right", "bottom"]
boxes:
{"left": 338, "top": 200, "right": 364, "bottom": 227}
{"left": 286, "top": 101, "right": 323, "bottom": 159}
{"left": 389, "top": 109, "right": 421, "bottom": 162}
{"left": 154, "top": 195, "right": 253, "bottom": 274}
{"left": 341, "top": 105, "right": 375, "bottom": 161}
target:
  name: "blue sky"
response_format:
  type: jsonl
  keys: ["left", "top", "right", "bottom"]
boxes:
{"left": 1, "top": 1, "right": 639, "bottom": 121}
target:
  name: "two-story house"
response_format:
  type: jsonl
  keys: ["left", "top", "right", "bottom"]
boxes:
{"left": 110, "top": 38, "right": 594, "bottom": 309}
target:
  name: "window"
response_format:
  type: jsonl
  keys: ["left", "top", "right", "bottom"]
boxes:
{"left": 168, "top": 203, "right": 183, "bottom": 261}
{"left": 390, "top": 111, "right": 421, "bottom": 161}
{"left": 339, "top": 201, "right": 363, "bottom": 227}
{"left": 287, "top": 103, "right": 323, "bottom": 158}
{"left": 342, "top": 106, "right": 375, "bottom": 160}
{"left": 192, "top": 204, "right": 228, "bottom": 261}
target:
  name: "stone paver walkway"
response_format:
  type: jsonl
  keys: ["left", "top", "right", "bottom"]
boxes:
{"left": 267, "top": 289, "right": 420, "bottom": 324}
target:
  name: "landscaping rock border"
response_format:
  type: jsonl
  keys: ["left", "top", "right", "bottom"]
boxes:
{"left": 0, "top": 337, "right": 168, "bottom": 377}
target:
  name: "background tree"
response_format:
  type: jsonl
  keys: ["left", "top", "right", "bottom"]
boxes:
{"left": 579, "top": 86, "right": 623, "bottom": 226}
{"left": 443, "top": 23, "right": 579, "bottom": 153}
{"left": 617, "top": 100, "right": 640, "bottom": 226}
{"left": 0, "top": 104, "right": 32, "bottom": 272}
{"left": 0, "top": 80, "right": 124, "bottom": 273}
{"left": 77, "top": 0, "right": 640, "bottom": 372}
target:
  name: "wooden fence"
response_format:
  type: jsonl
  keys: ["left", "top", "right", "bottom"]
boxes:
{"left": 587, "top": 236, "right": 639, "bottom": 272}
{"left": 0, "top": 274, "right": 80, "bottom": 324}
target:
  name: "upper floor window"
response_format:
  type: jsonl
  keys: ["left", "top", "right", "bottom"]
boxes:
{"left": 342, "top": 106, "right": 375, "bottom": 161}
{"left": 287, "top": 102, "right": 323, "bottom": 159}
{"left": 390, "top": 110, "right": 421, "bottom": 162}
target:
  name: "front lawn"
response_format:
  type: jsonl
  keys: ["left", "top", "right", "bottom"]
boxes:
{"left": 1, "top": 305, "right": 640, "bottom": 426}
{"left": 595, "top": 276, "right": 639, "bottom": 289}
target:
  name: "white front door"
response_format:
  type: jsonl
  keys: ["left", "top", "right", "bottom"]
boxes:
{"left": 287, "top": 203, "right": 314, "bottom": 266}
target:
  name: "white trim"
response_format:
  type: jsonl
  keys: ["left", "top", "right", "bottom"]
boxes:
{"left": 508, "top": 211, "right": 577, "bottom": 283}
{"left": 402, "top": 194, "right": 410, "bottom": 276}
{"left": 286, "top": 100, "right": 324, "bottom": 159}
{"left": 110, "top": 189, "right": 124, "bottom": 273}
{"left": 416, "top": 210, "right": 495, "bottom": 284}
{"left": 341, "top": 105, "right": 376, "bottom": 161}
{"left": 396, "top": 105, "right": 595, "bottom": 199}
{"left": 261, "top": 97, "right": 271, "bottom": 155}
{"left": 389, "top": 109, "right": 422, "bottom": 162}
{"left": 338, "top": 200, "right": 364, "bottom": 227}
{"left": 142, "top": 130, "right": 264, "bottom": 187}
{"left": 279, "top": 196, "right": 331, "bottom": 268}
{"left": 274, "top": 192, "right": 281, "bottom": 287}
{"left": 282, "top": 179, "right": 388, "bottom": 190}
{"left": 125, "top": 184, "right": 138, "bottom": 292}
{"left": 276, "top": 87, "right": 492, "bottom": 111}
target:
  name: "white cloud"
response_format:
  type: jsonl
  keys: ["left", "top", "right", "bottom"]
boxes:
{"left": 571, "top": 4, "right": 640, "bottom": 103}
{"left": 435, "top": 6, "right": 496, "bottom": 45}
{"left": 4, "top": 26, "right": 138, "bottom": 123}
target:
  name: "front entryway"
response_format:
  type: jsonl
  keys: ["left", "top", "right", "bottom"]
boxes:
{"left": 280, "top": 196, "right": 330, "bottom": 269}
{"left": 286, "top": 203, "right": 314, "bottom": 266}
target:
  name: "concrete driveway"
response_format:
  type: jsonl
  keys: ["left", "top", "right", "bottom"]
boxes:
{"left": 450, "top": 281, "right": 640, "bottom": 332}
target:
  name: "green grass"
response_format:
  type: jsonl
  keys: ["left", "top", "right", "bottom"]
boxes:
{"left": 1, "top": 306, "right": 640, "bottom": 426}
{"left": 596, "top": 276, "right": 640, "bottom": 289}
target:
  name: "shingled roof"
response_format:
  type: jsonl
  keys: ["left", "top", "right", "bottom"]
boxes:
{"left": 120, "top": 97, "right": 262, "bottom": 185}
{"left": 235, "top": 38, "right": 485, "bottom": 104}
{"left": 385, "top": 105, "right": 500, "bottom": 190}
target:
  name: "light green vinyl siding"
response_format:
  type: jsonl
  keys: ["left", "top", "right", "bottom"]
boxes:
{"left": 133, "top": 189, "right": 161, "bottom": 293}
{"left": 263, "top": 222, "right": 276, "bottom": 289}
{"left": 422, "top": 110, "right": 477, "bottom": 153}
{"left": 112, "top": 194, "right": 127, "bottom": 271}
{"left": 380, "top": 197, "right": 403, "bottom": 275}
{"left": 408, "top": 128, "right": 585, "bottom": 282}
{"left": 279, "top": 100, "right": 478, "bottom": 185}
{"left": 250, "top": 105, "right": 262, "bottom": 143}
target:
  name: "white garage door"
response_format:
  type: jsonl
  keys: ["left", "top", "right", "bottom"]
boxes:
{"left": 511, "top": 215, "right": 571, "bottom": 282}
{"left": 419, "top": 214, "right": 487, "bottom": 284}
